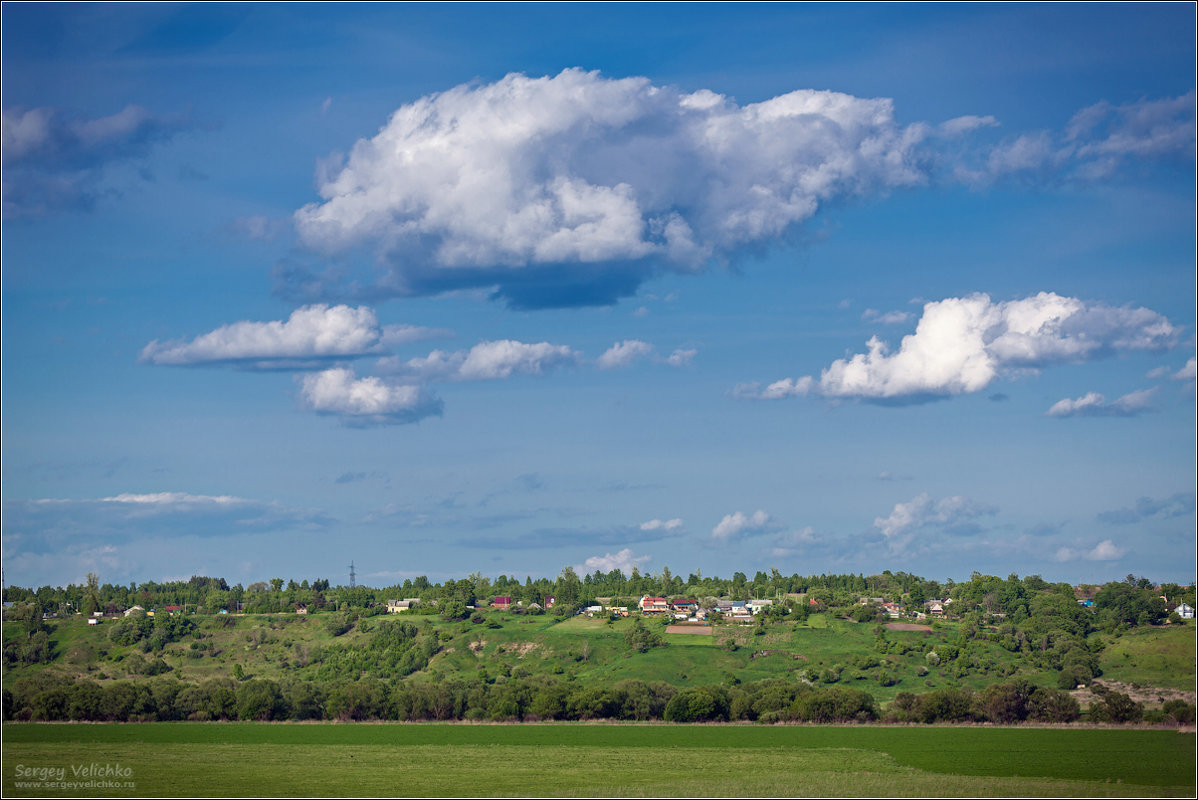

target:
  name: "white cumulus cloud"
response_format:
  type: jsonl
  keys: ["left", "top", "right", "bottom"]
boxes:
{"left": 598, "top": 339, "right": 655, "bottom": 369}
{"left": 874, "top": 493, "right": 994, "bottom": 540}
{"left": 1055, "top": 539, "right": 1126, "bottom": 562}
{"left": 712, "top": 509, "right": 771, "bottom": 540}
{"left": 286, "top": 68, "right": 929, "bottom": 309}
{"left": 298, "top": 367, "right": 442, "bottom": 425}
{"left": 579, "top": 548, "right": 652, "bottom": 575}
{"left": 141, "top": 304, "right": 386, "bottom": 367}
{"left": 741, "top": 292, "right": 1177, "bottom": 401}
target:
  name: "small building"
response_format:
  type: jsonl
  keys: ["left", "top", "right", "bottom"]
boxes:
{"left": 163, "top": 605, "right": 183, "bottom": 614}
{"left": 544, "top": 595, "right": 556, "bottom": 609}
{"left": 387, "top": 599, "right": 420, "bottom": 613}
{"left": 1176, "top": 603, "right": 1195, "bottom": 620}
{"left": 747, "top": 599, "right": 774, "bottom": 614}
{"left": 639, "top": 596, "right": 670, "bottom": 614}
{"left": 87, "top": 617, "right": 100, "bottom": 625}
{"left": 295, "top": 604, "right": 308, "bottom": 615}
{"left": 927, "top": 602, "right": 944, "bottom": 616}
{"left": 492, "top": 596, "right": 512, "bottom": 610}
{"left": 671, "top": 598, "right": 698, "bottom": 612}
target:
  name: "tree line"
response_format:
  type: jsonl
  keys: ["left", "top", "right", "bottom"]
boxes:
{"left": 6, "top": 670, "right": 1192, "bottom": 726}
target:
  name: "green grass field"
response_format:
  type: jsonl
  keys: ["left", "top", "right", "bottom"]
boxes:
{"left": 3, "top": 723, "right": 1193, "bottom": 797}
{"left": 1098, "top": 626, "right": 1197, "bottom": 691}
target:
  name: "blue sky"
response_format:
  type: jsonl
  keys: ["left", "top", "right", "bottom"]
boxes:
{"left": 3, "top": 3, "right": 1194, "bottom": 590}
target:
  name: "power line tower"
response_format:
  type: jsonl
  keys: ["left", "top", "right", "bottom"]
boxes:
{"left": 348, "top": 561, "right": 356, "bottom": 589}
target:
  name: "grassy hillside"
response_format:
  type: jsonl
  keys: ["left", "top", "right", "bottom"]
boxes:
{"left": 1097, "top": 625, "right": 1197, "bottom": 691}
{"left": 9, "top": 609, "right": 1194, "bottom": 709}
{"left": 8, "top": 612, "right": 1004, "bottom": 700}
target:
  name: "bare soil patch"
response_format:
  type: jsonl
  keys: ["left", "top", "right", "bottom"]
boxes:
{"left": 665, "top": 625, "right": 712, "bottom": 635}
{"left": 885, "top": 622, "right": 933, "bottom": 632}
{"left": 504, "top": 641, "right": 540, "bottom": 658}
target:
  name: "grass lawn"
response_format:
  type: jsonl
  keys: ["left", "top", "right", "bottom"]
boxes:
{"left": 3, "top": 723, "right": 1194, "bottom": 798}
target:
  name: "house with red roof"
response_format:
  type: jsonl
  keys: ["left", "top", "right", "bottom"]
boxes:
{"left": 639, "top": 595, "right": 669, "bottom": 613}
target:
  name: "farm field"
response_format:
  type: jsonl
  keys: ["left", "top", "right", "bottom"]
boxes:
{"left": 3, "top": 723, "right": 1194, "bottom": 797}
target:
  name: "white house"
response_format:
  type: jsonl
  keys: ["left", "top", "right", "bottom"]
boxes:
{"left": 747, "top": 599, "right": 774, "bottom": 615}
{"left": 1175, "top": 603, "right": 1195, "bottom": 619}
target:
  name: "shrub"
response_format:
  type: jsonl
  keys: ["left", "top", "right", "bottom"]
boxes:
{"left": 1027, "top": 687, "right": 1081, "bottom": 723}
{"left": 1162, "top": 699, "right": 1196, "bottom": 725}
{"left": 1088, "top": 690, "right": 1142, "bottom": 724}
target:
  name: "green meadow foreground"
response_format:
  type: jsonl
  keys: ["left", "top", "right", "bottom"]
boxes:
{"left": 3, "top": 723, "right": 1194, "bottom": 798}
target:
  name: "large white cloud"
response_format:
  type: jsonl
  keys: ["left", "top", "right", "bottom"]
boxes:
{"left": 287, "top": 69, "right": 928, "bottom": 308}
{"left": 739, "top": 292, "right": 1177, "bottom": 402}
{"left": 298, "top": 367, "right": 442, "bottom": 425}
{"left": 281, "top": 71, "right": 1193, "bottom": 309}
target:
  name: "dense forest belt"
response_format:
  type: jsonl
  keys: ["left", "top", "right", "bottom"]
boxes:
{"left": 3, "top": 723, "right": 1195, "bottom": 798}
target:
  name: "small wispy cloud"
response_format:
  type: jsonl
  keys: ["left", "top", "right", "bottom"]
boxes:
{"left": 1098, "top": 492, "right": 1196, "bottom": 524}
{"left": 1046, "top": 388, "right": 1158, "bottom": 418}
